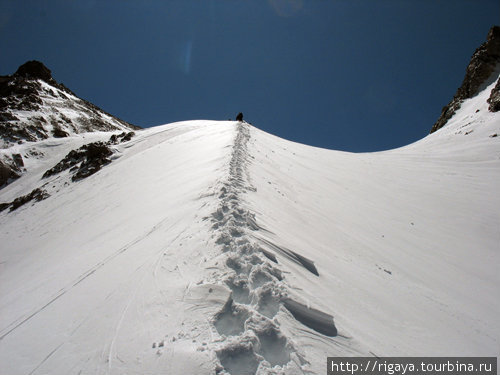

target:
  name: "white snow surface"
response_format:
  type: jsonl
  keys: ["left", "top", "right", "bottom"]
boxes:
{"left": 0, "top": 78, "right": 499, "bottom": 374}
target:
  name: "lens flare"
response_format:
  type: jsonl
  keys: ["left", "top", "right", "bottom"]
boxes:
{"left": 179, "top": 40, "right": 193, "bottom": 75}
{"left": 268, "top": 0, "right": 303, "bottom": 17}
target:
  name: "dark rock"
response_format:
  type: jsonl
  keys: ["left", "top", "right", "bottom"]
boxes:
{"left": 0, "top": 160, "right": 20, "bottom": 186}
{"left": 236, "top": 112, "right": 243, "bottom": 122}
{"left": 9, "top": 188, "right": 49, "bottom": 211}
{"left": 52, "top": 126, "right": 69, "bottom": 138}
{"left": 73, "top": 143, "right": 112, "bottom": 181}
{"left": 109, "top": 131, "right": 135, "bottom": 145}
{"left": 120, "top": 131, "right": 135, "bottom": 142}
{"left": 0, "top": 112, "right": 18, "bottom": 121}
{"left": 43, "top": 141, "right": 113, "bottom": 181}
{"left": 455, "top": 26, "right": 500, "bottom": 98}
{"left": 42, "top": 149, "right": 81, "bottom": 178}
{"left": 12, "top": 154, "right": 24, "bottom": 168}
{"left": 0, "top": 155, "right": 24, "bottom": 187}
{"left": 0, "top": 78, "right": 44, "bottom": 111}
{"left": 14, "top": 61, "right": 53, "bottom": 82}
{"left": 109, "top": 134, "right": 119, "bottom": 145}
{"left": 42, "top": 132, "right": 135, "bottom": 183}
{"left": 487, "top": 78, "right": 500, "bottom": 112}
{"left": 431, "top": 26, "right": 500, "bottom": 133}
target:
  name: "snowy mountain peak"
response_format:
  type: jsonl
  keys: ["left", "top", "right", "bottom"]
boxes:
{"left": 431, "top": 25, "right": 500, "bottom": 133}
{"left": 0, "top": 60, "right": 137, "bottom": 148}
{"left": 0, "top": 61, "right": 138, "bottom": 187}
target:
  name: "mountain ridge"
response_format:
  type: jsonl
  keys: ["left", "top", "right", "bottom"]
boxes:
{"left": 431, "top": 25, "right": 500, "bottom": 133}
{"left": 0, "top": 60, "right": 138, "bottom": 187}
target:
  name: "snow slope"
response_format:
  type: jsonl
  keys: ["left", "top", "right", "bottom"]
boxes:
{"left": 0, "top": 78, "right": 499, "bottom": 374}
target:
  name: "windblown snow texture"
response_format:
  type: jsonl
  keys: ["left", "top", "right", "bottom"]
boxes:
{"left": 207, "top": 123, "right": 337, "bottom": 373}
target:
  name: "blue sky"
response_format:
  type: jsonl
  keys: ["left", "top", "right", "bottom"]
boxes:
{"left": 1, "top": 0, "right": 498, "bottom": 152}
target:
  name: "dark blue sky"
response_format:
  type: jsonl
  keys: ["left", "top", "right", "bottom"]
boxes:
{"left": 1, "top": 1, "right": 498, "bottom": 152}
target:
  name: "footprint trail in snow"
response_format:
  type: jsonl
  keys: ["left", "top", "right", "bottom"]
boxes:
{"left": 204, "top": 122, "right": 337, "bottom": 374}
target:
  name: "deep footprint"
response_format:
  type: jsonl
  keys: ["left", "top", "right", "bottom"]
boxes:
{"left": 214, "top": 299, "right": 249, "bottom": 337}
{"left": 217, "top": 344, "right": 259, "bottom": 375}
{"left": 227, "top": 279, "right": 251, "bottom": 304}
{"left": 256, "top": 288, "right": 280, "bottom": 319}
{"left": 250, "top": 270, "right": 272, "bottom": 289}
{"left": 257, "top": 328, "right": 291, "bottom": 367}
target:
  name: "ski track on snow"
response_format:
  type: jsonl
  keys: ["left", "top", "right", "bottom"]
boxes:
{"left": 0, "top": 216, "right": 173, "bottom": 342}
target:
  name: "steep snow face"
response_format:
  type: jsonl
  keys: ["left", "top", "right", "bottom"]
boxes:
{"left": 0, "top": 121, "right": 238, "bottom": 374}
{"left": 245, "top": 83, "right": 500, "bottom": 360}
{"left": 0, "top": 80, "right": 499, "bottom": 374}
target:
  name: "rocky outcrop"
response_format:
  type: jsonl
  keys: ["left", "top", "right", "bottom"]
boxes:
{"left": 0, "top": 60, "right": 140, "bottom": 189}
{"left": 1, "top": 131, "right": 135, "bottom": 212}
{"left": 14, "top": 60, "right": 54, "bottom": 83}
{"left": 0, "top": 187, "right": 49, "bottom": 213}
{"left": 487, "top": 78, "right": 500, "bottom": 112}
{"left": 0, "top": 154, "right": 24, "bottom": 187}
{"left": 42, "top": 141, "right": 113, "bottom": 181}
{"left": 42, "top": 132, "right": 135, "bottom": 182}
{"left": 0, "top": 60, "right": 139, "bottom": 148}
{"left": 431, "top": 26, "right": 500, "bottom": 133}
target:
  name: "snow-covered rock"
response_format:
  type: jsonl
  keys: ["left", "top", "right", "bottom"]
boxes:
{"left": 0, "top": 60, "right": 138, "bottom": 187}
{"left": 431, "top": 26, "right": 500, "bottom": 133}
